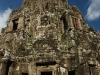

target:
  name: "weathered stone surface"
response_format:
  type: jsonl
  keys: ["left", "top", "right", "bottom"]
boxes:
{"left": 0, "top": 0, "right": 100, "bottom": 75}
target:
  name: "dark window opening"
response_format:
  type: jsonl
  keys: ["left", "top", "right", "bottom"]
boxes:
{"left": 5, "top": 60, "right": 13, "bottom": 75}
{"left": 41, "top": 71, "right": 52, "bottom": 75}
{"left": 68, "top": 70, "right": 76, "bottom": 75}
{"left": 63, "top": 17, "right": 68, "bottom": 30}
{"left": 45, "top": 2, "right": 49, "bottom": 9}
{"left": 36, "top": 61, "right": 56, "bottom": 66}
{"left": 12, "top": 19, "right": 18, "bottom": 30}
{"left": 60, "top": 11, "right": 68, "bottom": 31}
{"left": 22, "top": 73, "right": 28, "bottom": 75}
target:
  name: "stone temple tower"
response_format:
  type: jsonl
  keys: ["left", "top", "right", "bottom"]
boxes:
{"left": 0, "top": 0, "right": 100, "bottom": 75}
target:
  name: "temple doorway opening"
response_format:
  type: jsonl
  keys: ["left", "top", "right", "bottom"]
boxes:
{"left": 41, "top": 71, "right": 52, "bottom": 75}
{"left": 68, "top": 70, "right": 76, "bottom": 75}
{"left": 5, "top": 60, "right": 13, "bottom": 75}
{"left": 22, "top": 73, "right": 28, "bottom": 75}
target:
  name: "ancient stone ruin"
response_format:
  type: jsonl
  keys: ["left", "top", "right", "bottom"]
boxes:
{"left": 0, "top": 0, "right": 100, "bottom": 75}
